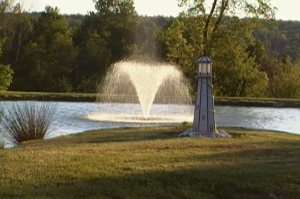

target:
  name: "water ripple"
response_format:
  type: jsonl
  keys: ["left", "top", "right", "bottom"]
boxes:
{"left": 0, "top": 102, "right": 299, "bottom": 141}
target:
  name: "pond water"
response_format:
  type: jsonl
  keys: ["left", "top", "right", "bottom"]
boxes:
{"left": 0, "top": 102, "right": 299, "bottom": 142}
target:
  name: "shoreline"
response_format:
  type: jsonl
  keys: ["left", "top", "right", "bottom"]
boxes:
{"left": 1, "top": 126, "right": 297, "bottom": 149}
{"left": 1, "top": 91, "right": 300, "bottom": 108}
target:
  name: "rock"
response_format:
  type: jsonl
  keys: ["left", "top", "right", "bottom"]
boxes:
{"left": 179, "top": 129, "right": 198, "bottom": 138}
{"left": 179, "top": 128, "right": 231, "bottom": 138}
{"left": 273, "top": 102, "right": 284, "bottom": 107}
{"left": 217, "top": 129, "right": 231, "bottom": 138}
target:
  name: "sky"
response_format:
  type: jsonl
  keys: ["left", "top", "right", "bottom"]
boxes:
{"left": 16, "top": 0, "right": 300, "bottom": 21}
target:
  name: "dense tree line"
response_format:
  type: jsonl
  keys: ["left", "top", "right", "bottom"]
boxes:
{"left": 0, "top": 0, "right": 300, "bottom": 98}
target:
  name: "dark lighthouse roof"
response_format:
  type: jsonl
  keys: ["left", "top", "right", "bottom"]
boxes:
{"left": 197, "top": 56, "right": 212, "bottom": 63}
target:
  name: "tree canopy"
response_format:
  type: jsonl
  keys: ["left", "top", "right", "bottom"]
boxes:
{"left": 0, "top": 37, "right": 13, "bottom": 91}
{"left": 1, "top": 0, "right": 300, "bottom": 98}
{"left": 178, "top": 0, "right": 276, "bottom": 55}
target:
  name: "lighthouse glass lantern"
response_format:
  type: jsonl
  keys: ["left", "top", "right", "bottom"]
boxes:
{"left": 193, "top": 56, "right": 217, "bottom": 136}
{"left": 198, "top": 56, "right": 211, "bottom": 74}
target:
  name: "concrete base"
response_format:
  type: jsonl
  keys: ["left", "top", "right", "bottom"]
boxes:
{"left": 179, "top": 129, "right": 231, "bottom": 138}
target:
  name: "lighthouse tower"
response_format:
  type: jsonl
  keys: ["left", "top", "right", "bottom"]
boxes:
{"left": 192, "top": 56, "right": 217, "bottom": 137}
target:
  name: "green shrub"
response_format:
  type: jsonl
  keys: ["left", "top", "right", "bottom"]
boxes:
{"left": 181, "top": 121, "right": 192, "bottom": 128}
{"left": 2, "top": 102, "right": 57, "bottom": 145}
{"left": 228, "top": 132, "right": 243, "bottom": 138}
{"left": 0, "top": 38, "right": 13, "bottom": 91}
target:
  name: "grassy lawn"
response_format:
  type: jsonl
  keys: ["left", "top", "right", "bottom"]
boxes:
{"left": 0, "top": 125, "right": 300, "bottom": 199}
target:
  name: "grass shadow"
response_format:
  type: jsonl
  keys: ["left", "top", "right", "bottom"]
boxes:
{"left": 2, "top": 126, "right": 300, "bottom": 199}
{"left": 22, "top": 125, "right": 300, "bottom": 149}
{"left": 22, "top": 126, "right": 187, "bottom": 148}
{"left": 1, "top": 148, "right": 300, "bottom": 199}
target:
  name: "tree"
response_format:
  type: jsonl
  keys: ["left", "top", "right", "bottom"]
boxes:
{"left": 163, "top": 19, "right": 194, "bottom": 70}
{"left": 15, "top": 6, "right": 77, "bottom": 92}
{"left": 269, "top": 58, "right": 300, "bottom": 98}
{"left": 0, "top": 37, "right": 13, "bottom": 91}
{"left": 179, "top": 0, "right": 276, "bottom": 56}
{"left": 160, "top": 16, "right": 205, "bottom": 90}
{"left": 0, "top": 0, "right": 33, "bottom": 65}
{"left": 93, "top": 0, "right": 138, "bottom": 61}
{"left": 0, "top": 1, "right": 33, "bottom": 91}
{"left": 211, "top": 36, "right": 269, "bottom": 97}
{"left": 159, "top": 0, "right": 276, "bottom": 96}
{"left": 74, "top": 29, "right": 111, "bottom": 92}
{"left": 132, "top": 17, "right": 160, "bottom": 60}
{"left": 160, "top": 15, "right": 270, "bottom": 96}
{"left": 72, "top": 0, "right": 138, "bottom": 92}
{"left": 210, "top": 17, "right": 269, "bottom": 97}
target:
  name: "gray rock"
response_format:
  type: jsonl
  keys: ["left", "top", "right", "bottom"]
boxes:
{"left": 179, "top": 128, "right": 231, "bottom": 138}
{"left": 217, "top": 129, "right": 231, "bottom": 138}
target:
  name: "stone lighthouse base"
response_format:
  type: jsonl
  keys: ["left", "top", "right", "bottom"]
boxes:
{"left": 179, "top": 129, "right": 231, "bottom": 138}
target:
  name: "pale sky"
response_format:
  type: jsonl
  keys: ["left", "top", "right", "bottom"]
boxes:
{"left": 16, "top": 0, "right": 300, "bottom": 21}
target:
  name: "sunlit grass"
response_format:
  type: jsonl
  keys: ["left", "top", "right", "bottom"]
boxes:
{"left": 0, "top": 125, "right": 300, "bottom": 198}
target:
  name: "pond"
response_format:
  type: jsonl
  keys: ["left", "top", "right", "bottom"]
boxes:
{"left": 0, "top": 101, "right": 299, "bottom": 140}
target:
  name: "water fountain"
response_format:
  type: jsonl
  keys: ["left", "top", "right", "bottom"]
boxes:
{"left": 88, "top": 61, "right": 193, "bottom": 123}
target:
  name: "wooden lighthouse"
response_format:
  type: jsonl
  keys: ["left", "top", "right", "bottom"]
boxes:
{"left": 192, "top": 56, "right": 217, "bottom": 137}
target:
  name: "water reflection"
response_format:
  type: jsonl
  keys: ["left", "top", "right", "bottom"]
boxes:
{"left": 0, "top": 102, "right": 299, "bottom": 141}
{"left": 215, "top": 106, "right": 300, "bottom": 134}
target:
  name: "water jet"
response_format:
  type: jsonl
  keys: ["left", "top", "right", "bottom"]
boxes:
{"left": 96, "top": 61, "right": 191, "bottom": 120}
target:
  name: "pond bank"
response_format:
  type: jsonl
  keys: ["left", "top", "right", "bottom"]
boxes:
{"left": 1, "top": 91, "right": 300, "bottom": 108}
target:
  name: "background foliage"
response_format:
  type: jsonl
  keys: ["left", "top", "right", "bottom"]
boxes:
{"left": 0, "top": 0, "right": 300, "bottom": 98}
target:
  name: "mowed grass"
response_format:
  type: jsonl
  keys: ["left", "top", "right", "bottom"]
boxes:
{"left": 1, "top": 125, "right": 300, "bottom": 199}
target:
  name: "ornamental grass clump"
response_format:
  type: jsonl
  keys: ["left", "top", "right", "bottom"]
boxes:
{"left": 0, "top": 136, "right": 4, "bottom": 149}
{"left": 2, "top": 101, "right": 57, "bottom": 145}
{"left": 0, "top": 108, "right": 4, "bottom": 149}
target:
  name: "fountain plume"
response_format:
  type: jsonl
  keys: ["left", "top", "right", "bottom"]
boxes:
{"left": 97, "top": 61, "right": 191, "bottom": 118}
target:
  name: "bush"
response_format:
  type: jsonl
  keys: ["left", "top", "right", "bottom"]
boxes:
{"left": 1, "top": 102, "right": 57, "bottom": 145}
{"left": 0, "top": 38, "right": 13, "bottom": 91}
{"left": 51, "top": 77, "right": 73, "bottom": 93}
{"left": 76, "top": 75, "right": 100, "bottom": 93}
{"left": 269, "top": 66, "right": 300, "bottom": 98}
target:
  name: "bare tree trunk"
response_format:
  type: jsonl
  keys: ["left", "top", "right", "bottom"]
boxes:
{"left": 202, "top": 0, "right": 230, "bottom": 56}
{"left": 14, "top": 20, "right": 25, "bottom": 65}
{"left": 202, "top": 0, "right": 218, "bottom": 56}
{"left": 212, "top": 0, "right": 229, "bottom": 35}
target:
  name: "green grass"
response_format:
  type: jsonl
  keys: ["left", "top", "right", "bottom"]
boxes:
{"left": 0, "top": 125, "right": 300, "bottom": 199}
{"left": 1, "top": 91, "right": 300, "bottom": 107}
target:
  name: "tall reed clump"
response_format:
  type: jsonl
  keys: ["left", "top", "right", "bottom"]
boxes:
{"left": 0, "top": 133, "right": 4, "bottom": 149}
{"left": 0, "top": 134, "right": 4, "bottom": 149}
{"left": 0, "top": 108, "right": 4, "bottom": 149}
{"left": 2, "top": 101, "right": 57, "bottom": 145}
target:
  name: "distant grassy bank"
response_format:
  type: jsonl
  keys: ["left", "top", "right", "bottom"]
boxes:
{"left": 0, "top": 91, "right": 97, "bottom": 102}
{"left": 0, "top": 126, "right": 300, "bottom": 199}
{"left": 1, "top": 91, "right": 300, "bottom": 107}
